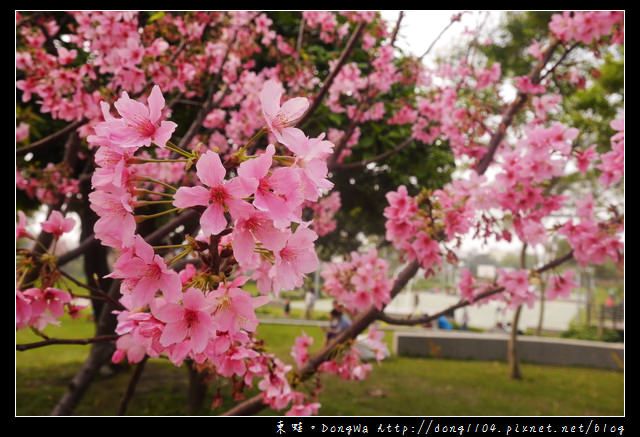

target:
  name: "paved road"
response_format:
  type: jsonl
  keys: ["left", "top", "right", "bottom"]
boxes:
{"left": 291, "top": 290, "right": 582, "bottom": 332}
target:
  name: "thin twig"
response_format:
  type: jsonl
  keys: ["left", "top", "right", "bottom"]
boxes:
{"left": 117, "top": 356, "right": 149, "bottom": 416}
{"left": 539, "top": 42, "right": 579, "bottom": 82}
{"left": 418, "top": 17, "right": 457, "bottom": 61}
{"left": 296, "top": 16, "right": 305, "bottom": 54}
{"left": 58, "top": 269, "right": 125, "bottom": 311}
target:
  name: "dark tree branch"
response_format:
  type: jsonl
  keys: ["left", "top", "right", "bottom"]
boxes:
{"left": 379, "top": 250, "right": 574, "bottom": 327}
{"left": 331, "top": 137, "right": 414, "bottom": 171}
{"left": 390, "top": 11, "right": 404, "bottom": 48}
{"left": 16, "top": 335, "right": 118, "bottom": 351}
{"left": 56, "top": 235, "right": 99, "bottom": 267}
{"left": 16, "top": 120, "right": 84, "bottom": 157}
{"left": 297, "top": 22, "right": 366, "bottom": 128}
{"left": 222, "top": 259, "right": 421, "bottom": 416}
{"left": 474, "top": 39, "right": 562, "bottom": 175}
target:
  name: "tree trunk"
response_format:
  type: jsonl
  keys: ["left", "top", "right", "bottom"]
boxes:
{"left": 187, "top": 361, "right": 208, "bottom": 414}
{"left": 50, "top": 211, "right": 201, "bottom": 415}
{"left": 508, "top": 305, "right": 523, "bottom": 380}
{"left": 536, "top": 275, "right": 547, "bottom": 337}
{"left": 507, "top": 243, "right": 527, "bottom": 380}
{"left": 51, "top": 279, "right": 121, "bottom": 415}
{"left": 79, "top": 176, "right": 112, "bottom": 322}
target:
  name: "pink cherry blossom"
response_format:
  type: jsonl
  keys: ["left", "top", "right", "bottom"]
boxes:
{"left": 258, "top": 358, "right": 293, "bottom": 409}
{"left": 260, "top": 79, "right": 309, "bottom": 145}
{"left": 16, "top": 122, "right": 29, "bottom": 142}
{"left": 208, "top": 276, "right": 270, "bottom": 333}
{"left": 306, "top": 191, "right": 341, "bottom": 237}
{"left": 16, "top": 290, "right": 32, "bottom": 330}
{"left": 575, "top": 145, "right": 598, "bottom": 173}
{"left": 22, "top": 287, "right": 71, "bottom": 323}
{"left": 279, "top": 129, "right": 334, "bottom": 202}
{"left": 89, "top": 186, "right": 137, "bottom": 249}
{"left": 286, "top": 400, "right": 322, "bottom": 416}
{"left": 152, "top": 287, "right": 217, "bottom": 354}
{"left": 231, "top": 209, "right": 288, "bottom": 269}
{"left": 112, "top": 331, "right": 151, "bottom": 364}
{"left": 56, "top": 46, "right": 77, "bottom": 65}
{"left": 237, "top": 144, "right": 303, "bottom": 226}
{"left": 497, "top": 269, "right": 538, "bottom": 309}
{"left": 107, "top": 235, "right": 182, "bottom": 309}
{"left": 270, "top": 226, "right": 319, "bottom": 294}
{"left": 321, "top": 248, "right": 392, "bottom": 315}
{"left": 597, "top": 114, "right": 624, "bottom": 187}
{"left": 362, "top": 326, "right": 387, "bottom": 363}
{"left": 40, "top": 210, "right": 75, "bottom": 238}
{"left": 291, "top": 331, "right": 314, "bottom": 368}
{"left": 546, "top": 270, "right": 578, "bottom": 300}
{"left": 173, "top": 150, "right": 256, "bottom": 236}
{"left": 526, "top": 39, "right": 544, "bottom": 60}
{"left": 514, "top": 76, "right": 546, "bottom": 95}
{"left": 95, "top": 85, "right": 177, "bottom": 148}
{"left": 16, "top": 211, "right": 30, "bottom": 240}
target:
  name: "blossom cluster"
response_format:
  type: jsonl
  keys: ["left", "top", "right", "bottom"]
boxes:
{"left": 306, "top": 191, "right": 341, "bottom": 237}
{"left": 16, "top": 163, "right": 80, "bottom": 206}
{"left": 549, "top": 11, "right": 624, "bottom": 45}
{"left": 85, "top": 77, "right": 336, "bottom": 414}
{"left": 316, "top": 326, "right": 387, "bottom": 381}
{"left": 321, "top": 248, "right": 393, "bottom": 315}
{"left": 16, "top": 211, "right": 85, "bottom": 331}
{"left": 383, "top": 185, "right": 445, "bottom": 275}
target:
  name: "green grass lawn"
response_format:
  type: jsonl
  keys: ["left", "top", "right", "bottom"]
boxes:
{"left": 16, "top": 315, "right": 624, "bottom": 416}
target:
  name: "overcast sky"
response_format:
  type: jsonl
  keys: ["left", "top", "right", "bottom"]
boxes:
{"left": 380, "top": 10, "right": 504, "bottom": 63}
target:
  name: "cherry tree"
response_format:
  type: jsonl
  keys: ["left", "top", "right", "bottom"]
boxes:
{"left": 16, "top": 11, "right": 623, "bottom": 416}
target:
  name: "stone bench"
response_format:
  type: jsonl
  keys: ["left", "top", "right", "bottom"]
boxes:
{"left": 393, "top": 330, "right": 624, "bottom": 370}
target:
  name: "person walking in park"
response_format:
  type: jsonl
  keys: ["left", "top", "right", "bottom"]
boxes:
{"left": 304, "top": 290, "right": 316, "bottom": 319}
{"left": 284, "top": 297, "right": 291, "bottom": 317}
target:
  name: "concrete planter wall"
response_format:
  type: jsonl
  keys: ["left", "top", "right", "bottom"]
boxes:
{"left": 393, "top": 330, "right": 624, "bottom": 370}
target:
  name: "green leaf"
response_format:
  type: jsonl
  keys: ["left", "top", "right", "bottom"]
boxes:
{"left": 147, "top": 11, "right": 165, "bottom": 23}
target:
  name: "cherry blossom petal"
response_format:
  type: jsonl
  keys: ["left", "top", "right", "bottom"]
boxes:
{"left": 182, "top": 288, "right": 207, "bottom": 311}
{"left": 280, "top": 97, "right": 309, "bottom": 122}
{"left": 196, "top": 151, "right": 226, "bottom": 188}
{"left": 259, "top": 79, "right": 284, "bottom": 117}
{"left": 200, "top": 203, "right": 227, "bottom": 236}
{"left": 114, "top": 92, "right": 149, "bottom": 124}
{"left": 152, "top": 302, "right": 185, "bottom": 323}
{"left": 147, "top": 85, "right": 165, "bottom": 124}
{"left": 232, "top": 230, "right": 255, "bottom": 267}
{"left": 153, "top": 121, "right": 177, "bottom": 147}
{"left": 173, "top": 186, "right": 210, "bottom": 208}
{"left": 160, "top": 320, "right": 189, "bottom": 347}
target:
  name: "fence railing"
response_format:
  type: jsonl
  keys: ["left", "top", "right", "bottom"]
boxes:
{"left": 598, "top": 303, "right": 624, "bottom": 335}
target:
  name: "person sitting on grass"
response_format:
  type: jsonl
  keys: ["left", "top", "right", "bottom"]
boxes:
{"left": 324, "top": 308, "right": 351, "bottom": 345}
